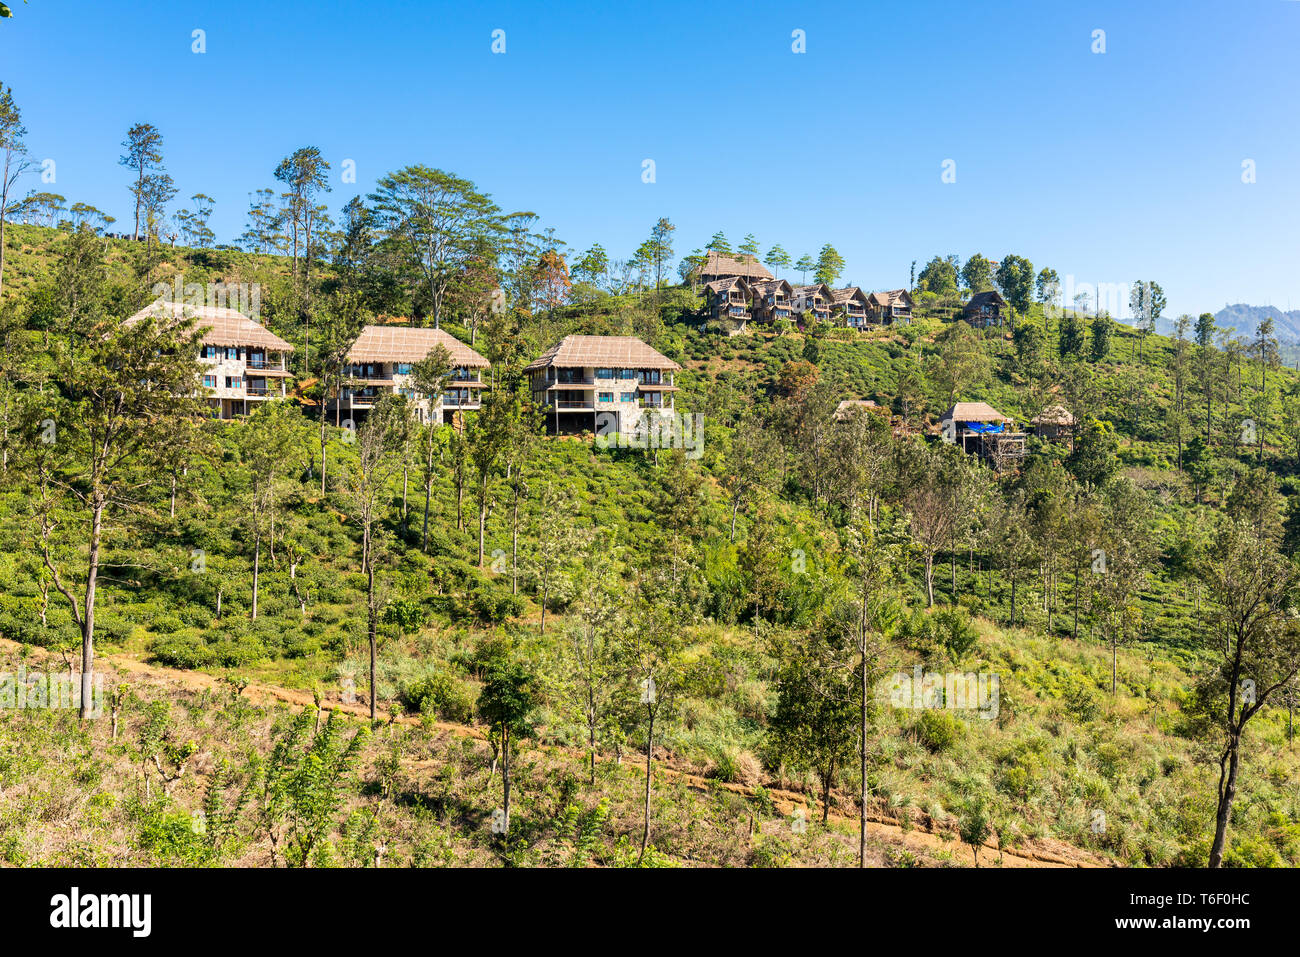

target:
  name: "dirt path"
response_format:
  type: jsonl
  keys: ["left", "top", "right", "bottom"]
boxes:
{"left": 1, "top": 638, "right": 1106, "bottom": 868}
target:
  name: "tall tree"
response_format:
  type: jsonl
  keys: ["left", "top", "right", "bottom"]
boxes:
{"left": 119, "top": 123, "right": 165, "bottom": 242}
{"left": 340, "top": 393, "right": 404, "bottom": 721}
{"left": 28, "top": 306, "right": 206, "bottom": 719}
{"left": 0, "top": 81, "right": 31, "bottom": 301}
{"left": 764, "top": 244, "right": 791, "bottom": 279}
{"left": 995, "top": 254, "right": 1035, "bottom": 325}
{"left": 274, "top": 146, "right": 332, "bottom": 290}
{"left": 814, "top": 243, "right": 845, "bottom": 286}
{"left": 369, "top": 166, "right": 507, "bottom": 327}
{"left": 960, "top": 253, "right": 992, "bottom": 293}
{"left": 1198, "top": 517, "right": 1300, "bottom": 867}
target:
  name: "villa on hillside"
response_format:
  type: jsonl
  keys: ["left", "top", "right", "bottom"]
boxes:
{"left": 126, "top": 300, "right": 295, "bottom": 419}
{"left": 330, "top": 325, "right": 490, "bottom": 425}
{"left": 962, "top": 290, "right": 1007, "bottom": 328}
{"left": 749, "top": 279, "right": 794, "bottom": 323}
{"left": 829, "top": 286, "right": 871, "bottom": 327}
{"left": 940, "top": 401, "right": 1026, "bottom": 469}
{"left": 526, "top": 335, "right": 680, "bottom": 435}
{"left": 788, "top": 283, "right": 833, "bottom": 322}
{"left": 704, "top": 277, "right": 753, "bottom": 328}
{"left": 694, "top": 250, "right": 774, "bottom": 285}
{"left": 1030, "top": 405, "right": 1077, "bottom": 443}
{"left": 866, "top": 289, "right": 914, "bottom": 325}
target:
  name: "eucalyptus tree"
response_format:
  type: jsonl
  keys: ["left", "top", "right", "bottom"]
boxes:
{"left": 26, "top": 308, "right": 207, "bottom": 719}
{"left": 368, "top": 165, "right": 507, "bottom": 327}
{"left": 119, "top": 122, "right": 165, "bottom": 242}
{"left": 340, "top": 392, "right": 406, "bottom": 720}
{"left": 238, "top": 401, "right": 304, "bottom": 619}
{"left": 0, "top": 81, "right": 31, "bottom": 299}
{"left": 311, "top": 291, "right": 365, "bottom": 492}
{"left": 1198, "top": 517, "right": 1300, "bottom": 867}
{"left": 411, "top": 344, "right": 453, "bottom": 551}
{"left": 274, "top": 146, "right": 331, "bottom": 289}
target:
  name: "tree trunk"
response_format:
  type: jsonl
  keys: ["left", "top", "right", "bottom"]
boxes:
{"left": 79, "top": 501, "right": 105, "bottom": 721}
{"left": 251, "top": 530, "right": 261, "bottom": 619}
{"left": 639, "top": 707, "right": 655, "bottom": 863}
{"left": 1209, "top": 734, "right": 1241, "bottom": 868}
{"left": 367, "top": 547, "right": 377, "bottom": 722}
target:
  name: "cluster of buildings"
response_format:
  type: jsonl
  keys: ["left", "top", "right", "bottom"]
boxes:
{"left": 698, "top": 251, "right": 1013, "bottom": 331}
{"left": 127, "top": 301, "right": 680, "bottom": 435}
{"left": 697, "top": 252, "right": 913, "bottom": 331}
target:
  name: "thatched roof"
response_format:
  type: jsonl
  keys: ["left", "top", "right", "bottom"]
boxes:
{"left": 941, "top": 401, "right": 1010, "bottom": 423}
{"left": 749, "top": 279, "right": 792, "bottom": 297}
{"left": 127, "top": 300, "right": 294, "bottom": 351}
{"left": 347, "top": 325, "right": 489, "bottom": 368}
{"left": 525, "top": 335, "right": 680, "bottom": 373}
{"left": 704, "top": 277, "right": 747, "bottom": 295}
{"left": 1031, "top": 405, "right": 1076, "bottom": 427}
{"left": 867, "top": 289, "right": 913, "bottom": 307}
{"left": 964, "top": 290, "right": 1006, "bottom": 313}
{"left": 697, "top": 251, "right": 773, "bottom": 281}
{"left": 829, "top": 286, "right": 869, "bottom": 305}
{"left": 789, "top": 283, "right": 833, "bottom": 300}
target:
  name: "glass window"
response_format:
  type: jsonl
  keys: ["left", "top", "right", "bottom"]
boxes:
{"left": 397, "top": 363, "right": 412, "bottom": 375}
{"left": 202, "top": 375, "right": 216, "bottom": 388}
{"left": 621, "top": 392, "right": 635, "bottom": 402}
{"left": 598, "top": 392, "right": 614, "bottom": 403}
{"left": 596, "top": 368, "right": 614, "bottom": 379}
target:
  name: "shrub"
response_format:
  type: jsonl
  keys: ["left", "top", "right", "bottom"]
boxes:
{"left": 400, "top": 669, "right": 475, "bottom": 724}
{"left": 914, "top": 710, "right": 964, "bottom": 753}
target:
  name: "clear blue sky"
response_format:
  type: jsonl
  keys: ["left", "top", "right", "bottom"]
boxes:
{"left": 3, "top": 0, "right": 1298, "bottom": 318}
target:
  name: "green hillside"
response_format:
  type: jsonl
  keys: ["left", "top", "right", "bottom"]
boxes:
{"left": 1, "top": 222, "right": 1299, "bottom": 869}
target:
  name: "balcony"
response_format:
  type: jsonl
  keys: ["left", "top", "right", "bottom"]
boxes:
{"left": 552, "top": 400, "right": 594, "bottom": 410}
{"left": 246, "top": 357, "right": 286, "bottom": 371}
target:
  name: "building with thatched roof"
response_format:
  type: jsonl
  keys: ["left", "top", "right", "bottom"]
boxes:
{"left": 127, "top": 299, "right": 295, "bottom": 419}
{"left": 330, "top": 325, "right": 490, "bottom": 425}
{"left": 526, "top": 335, "right": 680, "bottom": 434}
{"left": 1029, "top": 404, "right": 1077, "bottom": 442}
{"left": 748, "top": 279, "right": 794, "bottom": 323}
{"left": 789, "top": 284, "right": 833, "bottom": 322}
{"left": 865, "top": 289, "right": 914, "bottom": 325}
{"left": 695, "top": 251, "right": 774, "bottom": 284}
{"left": 829, "top": 286, "right": 870, "bottom": 327}
{"left": 962, "top": 290, "right": 1006, "bottom": 328}
{"left": 939, "top": 401, "right": 1025, "bottom": 468}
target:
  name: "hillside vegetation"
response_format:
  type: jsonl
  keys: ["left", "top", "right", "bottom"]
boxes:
{"left": 2, "top": 219, "right": 1299, "bottom": 869}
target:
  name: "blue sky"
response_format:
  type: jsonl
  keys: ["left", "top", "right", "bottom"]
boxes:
{"left": 2, "top": 0, "right": 1298, "bottom": 318}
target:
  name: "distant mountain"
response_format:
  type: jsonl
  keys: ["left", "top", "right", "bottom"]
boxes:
{"left": 1156, "top": 304, "right": 1300, "bottom": 343}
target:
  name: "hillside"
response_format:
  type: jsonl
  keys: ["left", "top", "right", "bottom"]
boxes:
{"left": 2, "top": 224, "right": 1300, "bottom": 870}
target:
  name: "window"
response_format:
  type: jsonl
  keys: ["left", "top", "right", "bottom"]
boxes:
{"left": 203, "top": 345, "right": 217, "bottom": 359}
{"left": 226, "top": 376, "right": 242, "bottom": 389}
{"left": 621, "top": 369, "right": 636, "bottom": 379}
{"left": 596, "top": 368, "right": 614, "bottom": 379}
{"left": 202, "top": 375, "right": 216, "bottom": 388}
{"left": 396, "top": 363, "right": 412, "bottom": 375}
{"left": 621, "top": 392, "right": 635, "bottom": 402}
{"left": 598, "top": 392, "right": 614, "bottom": 403}
{"left": 226, "top": 346, "right": 238, "bottom": 360}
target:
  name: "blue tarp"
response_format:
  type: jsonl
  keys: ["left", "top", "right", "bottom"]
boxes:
{"left": 962, "top": 421, "right": 1004, "bottom": 434}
